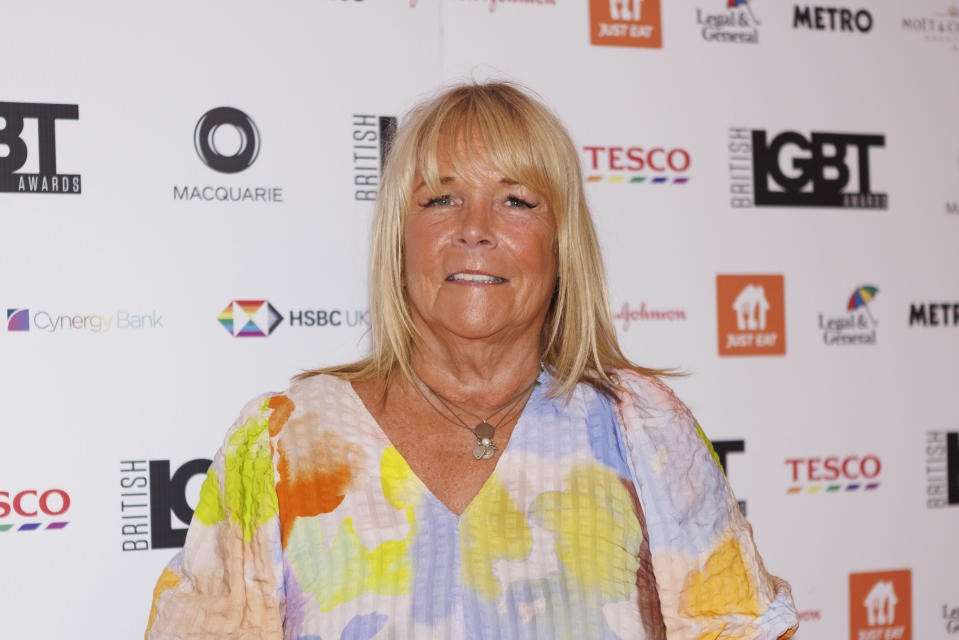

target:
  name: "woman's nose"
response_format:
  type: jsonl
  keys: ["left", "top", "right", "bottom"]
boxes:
{"left": 455, "top": 199, "right": 496, "bottom": 248}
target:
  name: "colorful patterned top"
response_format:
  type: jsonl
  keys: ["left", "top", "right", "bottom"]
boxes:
{"left": 146, "top": 370, "right": 797, "bottom": 639}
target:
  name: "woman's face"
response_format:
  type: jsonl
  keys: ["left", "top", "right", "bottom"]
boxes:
{"left": 404, "top": 135, "right": 557, "bottom": 347}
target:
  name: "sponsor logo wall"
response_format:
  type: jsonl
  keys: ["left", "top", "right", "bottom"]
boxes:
{"left": 2, "top": 1, "right": 957, "bottom": 638}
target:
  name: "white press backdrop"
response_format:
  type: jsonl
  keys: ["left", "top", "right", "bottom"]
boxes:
{"left": 1, "top": 1, "right": 957, "bottom": 638}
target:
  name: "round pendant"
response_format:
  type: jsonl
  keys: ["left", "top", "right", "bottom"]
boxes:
{"left": 473, "top": 421, "right": 495, "bottom": 440}
{"left": 482, "top": 446, "right": 495, "bottom": 460}
{"left": 473, "top": 444, "right": 487, "bottom": 460}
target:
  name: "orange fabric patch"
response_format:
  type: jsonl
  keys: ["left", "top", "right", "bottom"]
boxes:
{"left": 277, "top": 456, "right": 351, "bottom": 547}
{"left": 268, "top": 395, "right": 294, "bottom": 436}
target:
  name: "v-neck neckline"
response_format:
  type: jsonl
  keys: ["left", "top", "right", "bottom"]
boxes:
{"left": 342, "top": 372, "right": 546, "bottom": 519}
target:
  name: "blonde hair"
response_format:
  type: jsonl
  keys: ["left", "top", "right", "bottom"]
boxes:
{"left": 299, "top": 82, "right": 664, "bottom": 396}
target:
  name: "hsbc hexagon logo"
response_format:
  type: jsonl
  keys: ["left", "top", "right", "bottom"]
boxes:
{"left": 218, "top": 300, "right": 283, "bottom": 337}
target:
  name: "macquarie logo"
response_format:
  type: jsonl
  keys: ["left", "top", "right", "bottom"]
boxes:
{"left": 849, "top": 569, "right": 912, "bottom": 640}
{"left": 727, "top": 127, "right": 886, "bottom": 209}
{"left": 819, "top": 285, "right": 880, "bottom": 346}
{"left": 6, "top": 308, "right": 163, "bottom": 333}
{"left": 218, "top": 300, "right": 283, "bottom": 337}
{"left": 716, "top": 274, "right": 786, "bottom": 356}
{"left": 0, "top": 101, "right": 80, "bottom": 194}
{"left": 696, "top": 0, "right": 762, "bottom": 44}
{"left": 352, "top": 114, "right": 396, "bottom": 202}
{"left": 120, "top": 459, "right": 210, "bottom": 551}
{"left": 794, "top": 5, "right": 874, "bottom": 33}
{"left": 589, "top": 0, "right": 662, "bottom": 48}
{"left": 173, "top": 106, "right": 283, "bottom": 203}
{"left": 925, "top": 431, "right": 958, "bottom": 509}
{"left": 583, "top": 145, "right": 690, "bottom": 184}
{"left": 786, "top": 454, "right": 881, "bottom": 494}
{"left": 0, "top": 488, "right": 71, "bottom": 532}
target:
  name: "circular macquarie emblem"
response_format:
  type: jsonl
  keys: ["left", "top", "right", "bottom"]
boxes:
{"left": 193, "top": 107, "right": 260, "bottom": 174}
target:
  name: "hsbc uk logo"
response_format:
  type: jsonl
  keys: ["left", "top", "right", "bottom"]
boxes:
{"left": 218, "top": 300, "right": 370, "bottom": 337}
{"left": 218, "top": 300, "right": 283, "bottom": 337}
{"left": 786, "top": 454, "right": 881, "bottom": 494}
{"left": 728, "top": 127, "right": 886, "bottom": 209}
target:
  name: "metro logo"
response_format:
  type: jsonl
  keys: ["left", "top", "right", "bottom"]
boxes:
{"left": 850, "top": 569, "right": 912, "bottom": 640}
{"left": 0, "top": 489, "right": 71, "bottom": 531}
{"left": 786, "top": 455, "right": 881, "bottom": 494}
{"left": 589, "top": 0, "right": 662, "bottom": 48}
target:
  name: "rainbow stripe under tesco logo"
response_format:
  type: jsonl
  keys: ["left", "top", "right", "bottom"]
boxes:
{"left": 0, "top": 489, "right": 71, "bottom": 532}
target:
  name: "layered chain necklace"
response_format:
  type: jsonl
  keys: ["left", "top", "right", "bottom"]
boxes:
{"left": 412, "top": 367, "right": 541, "bottom": 460}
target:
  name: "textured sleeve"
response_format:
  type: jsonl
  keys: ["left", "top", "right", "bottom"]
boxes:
{"left": 612, "top": 371, "right": 798, "bottom": 640}
{"left": 145, "top": 394, "right": 286, "bottom": 640}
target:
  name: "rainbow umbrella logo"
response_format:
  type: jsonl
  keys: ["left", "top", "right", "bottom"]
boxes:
{"left": 727, "top": 0, "right": 760, "bottom": 23}
{"left": 847, "top": 285, "right": 879, "bottom": 325}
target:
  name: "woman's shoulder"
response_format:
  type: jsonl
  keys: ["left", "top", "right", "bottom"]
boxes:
{"left": 221, "top": 373, "right": 354, "bottom": 442}
{"left": 609, "top": 368, "right": 695, "bottom": 426}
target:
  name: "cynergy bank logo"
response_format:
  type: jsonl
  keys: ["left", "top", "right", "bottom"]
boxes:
{"left": 925, "top": 430, "right": 958, "bottom": 509}
{"left": 0, "top": 488, "right": 71, "bottom": 532}
{"left": 352, "top": 114, "right": 396, "bottom": 202}
{"left": 583, "top": 145, "right": 690, "bottom": 184}
{"left": 120, "top": 459, "right": 210, "bottom": 551}
{"left": 6, "top": 308, "right": 163, "bottom": 333}
{"left": 6, "top": 308, "right": 29, "bottom": 331}
{"left": 728, "top": 127, "right": 886, "bottom": 209}
{"left": 849, "top": 569, "right": 912, "bottom": 640}
{"left": 716, "top": 274, "right": 786, "bottom": 356}
{"left": 173, "top": 107, "right": 283, "bottom": 203}
{"left": 589, "top": 0, "right": 662, "bottom": 48}
{"left": 0, "top": 101, "right": 80, "bottom": 194}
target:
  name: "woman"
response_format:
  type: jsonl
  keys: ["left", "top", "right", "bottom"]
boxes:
{"left": 146, "top": 83, "right": 798, "bottom": 639}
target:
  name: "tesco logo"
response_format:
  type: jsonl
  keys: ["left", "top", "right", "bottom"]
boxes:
{"left": 583, "top": 145, "right": 691, "bottom": 173}
{"left": 0, "top": 489, "right": 71, "bottom": 518}
{"left": 785, "top": 455, "right": 881, "bottom": 482}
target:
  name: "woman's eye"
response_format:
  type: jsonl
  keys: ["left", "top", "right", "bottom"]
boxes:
{"left": 506, "top": 195, "right": 537, "bottom": 209}
{"left": 423, "top": 194, "right": 454, "bottom": 207}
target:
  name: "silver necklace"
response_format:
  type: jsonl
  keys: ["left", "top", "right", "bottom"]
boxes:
{"left": 411, "top": 369, "right": 541, "bottom": 460}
